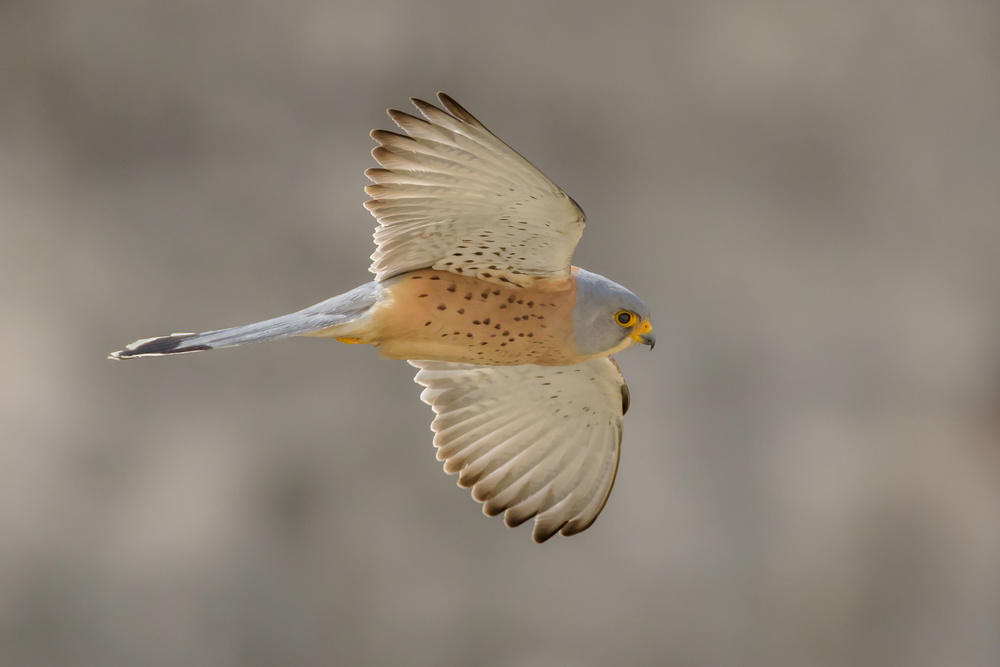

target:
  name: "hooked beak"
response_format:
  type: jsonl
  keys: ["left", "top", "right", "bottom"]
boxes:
{"left": 630, "top": 319, "right": 656, "bottom": 350}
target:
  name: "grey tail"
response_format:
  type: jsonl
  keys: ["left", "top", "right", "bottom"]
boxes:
{"left": 109, "top": 281, "right": 383, "bottom": 360}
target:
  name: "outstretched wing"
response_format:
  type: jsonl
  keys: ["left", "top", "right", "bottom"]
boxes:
{"left": 366, "top": 93, "right": 586, "bottom": 286}
{"left": 410, "top": 357, "right": 628, "bottom": 543}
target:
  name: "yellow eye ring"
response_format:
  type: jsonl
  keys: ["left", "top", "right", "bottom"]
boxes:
{"left": 615, "top": 311, "right": 636, "bottom": 327}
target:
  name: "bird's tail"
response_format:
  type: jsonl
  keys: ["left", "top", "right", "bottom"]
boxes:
{"left": 109, "top": 281, "right": 384, "bottom": 360}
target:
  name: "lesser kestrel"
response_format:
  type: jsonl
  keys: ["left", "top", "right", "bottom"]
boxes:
{"left": 111, "top": 93, "right": 654, "bottom": 542}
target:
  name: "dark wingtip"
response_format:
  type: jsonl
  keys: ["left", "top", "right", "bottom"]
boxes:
{"left": 436, "top": 92, "right": 484, "bottom": 128}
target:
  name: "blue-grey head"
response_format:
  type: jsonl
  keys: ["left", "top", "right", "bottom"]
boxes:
{"left": 571, "top": 268, "right": 655, "bottom": 358}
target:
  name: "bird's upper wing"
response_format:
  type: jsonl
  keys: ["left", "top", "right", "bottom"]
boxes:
{"left": 410, "top": 357, "right": 628, "bottom": 542}
{"left": 366, "top": 93, "right": 586, "bottom": 286}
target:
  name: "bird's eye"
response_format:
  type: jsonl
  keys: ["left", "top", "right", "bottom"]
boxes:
{"left": 615, "top": 311, "right": 636, "bottom": 327}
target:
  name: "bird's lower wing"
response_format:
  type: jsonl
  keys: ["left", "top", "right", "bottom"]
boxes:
{"left": 410, "top": 357, "right": 628, "bottom": 542}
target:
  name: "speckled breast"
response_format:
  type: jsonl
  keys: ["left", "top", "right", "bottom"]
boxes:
{"left": 371, "top": 269, "right": 580, "bottom": 365}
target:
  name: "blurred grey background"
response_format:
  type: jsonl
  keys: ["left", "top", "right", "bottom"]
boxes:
{"left": 2, "top": 1, "right": 1000, "bottom": 666}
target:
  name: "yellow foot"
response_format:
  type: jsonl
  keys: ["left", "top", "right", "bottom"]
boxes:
{"left": 335, "top": 336, "right": 366, "bottom": 345}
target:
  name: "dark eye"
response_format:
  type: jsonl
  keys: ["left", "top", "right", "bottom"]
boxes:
{"left": 615, "top": 311, "right": 636, "bottom": 327}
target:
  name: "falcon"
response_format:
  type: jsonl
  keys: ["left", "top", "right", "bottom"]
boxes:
{"left": 111, "top": 93, "right": 655, "bottom": 542}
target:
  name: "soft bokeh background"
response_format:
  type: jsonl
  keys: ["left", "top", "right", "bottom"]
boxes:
{"left": 3, "top": 1, "right": 1000, "bottom": 665}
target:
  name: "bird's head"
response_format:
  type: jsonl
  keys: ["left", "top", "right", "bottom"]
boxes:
{"left": 571, "top": 268, "right": 655, "bottom": 358}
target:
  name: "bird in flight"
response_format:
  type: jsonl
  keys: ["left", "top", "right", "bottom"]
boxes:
{"left": 110, "top": 93, "right": 654, "bottom": 542}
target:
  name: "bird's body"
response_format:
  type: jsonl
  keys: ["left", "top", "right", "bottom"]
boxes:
{"left": 332, "top": 268, "right": 579, "bottom": 364}
{"left": 111, "top": 93, "right": 654, "bottom": 542}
